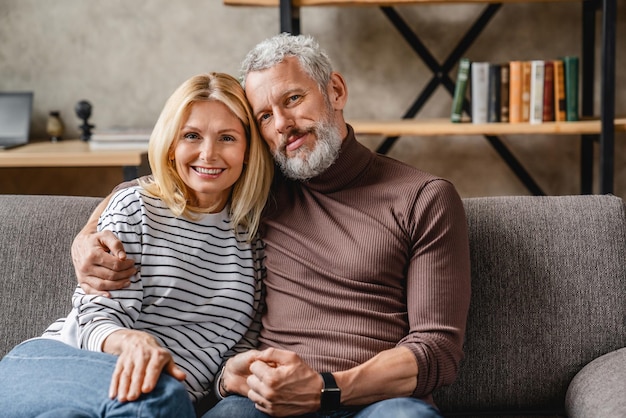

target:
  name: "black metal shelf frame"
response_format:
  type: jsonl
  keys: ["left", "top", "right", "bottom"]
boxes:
{"left": 277, "top": 0, "right": 616, "bottom": 195}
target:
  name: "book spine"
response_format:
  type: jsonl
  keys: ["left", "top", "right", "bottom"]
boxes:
{"left": 471, "top": 62, "right": 489, "bottom": 124}
{"left": 529, "top": 60, "right": 545, "bottom": 124}
{"left": 553, "top": 60, "right": 566, "bottom": 121}
{"left": 542, "top": 60, "right": 555, "bottom": 122}
{"left": 521, "top": 61, "right": 532, "bottom": 123}
{"left": 563, "top": 56, "right": 579, "bottom": 121}
{"left": 509, "top": 61, "right": 522, "bottom": 123}
{"left": 487, "top": 63, "right": 501, "bottom": 123}
{"left": 450, "top": 58, "right": 471, "bottom": 123}
{"left": 500, "top": 63, "right": 510, "bottom": 123}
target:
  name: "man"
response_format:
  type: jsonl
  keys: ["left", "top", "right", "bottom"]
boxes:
{"left": 72, "top": 33, "right": 471, "bottom": 417}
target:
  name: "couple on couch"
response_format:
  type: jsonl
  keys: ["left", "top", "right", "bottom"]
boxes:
{"left": 0, "top": 33, "right": 471, "bottom": 418}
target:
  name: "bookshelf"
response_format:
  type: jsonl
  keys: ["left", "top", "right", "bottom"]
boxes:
{"left": 224, "top": 0, "right": 618, "bottom": 195}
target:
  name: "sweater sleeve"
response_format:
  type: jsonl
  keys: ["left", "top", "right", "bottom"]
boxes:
{"left": 227, "top": 234, "right": 265, "bottom": 356}
{"left": 74, "top": 188, "right": 145, "bottom": 352}
{"left": 398, "top": 179, "right": 471, "bottom": 398}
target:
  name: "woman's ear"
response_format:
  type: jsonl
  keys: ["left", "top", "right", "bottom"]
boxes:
{"left": 328, "top": 72, "right": 348, "bottom": 111}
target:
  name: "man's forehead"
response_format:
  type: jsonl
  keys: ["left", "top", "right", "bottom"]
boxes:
{"left": 244, "top": 72, "right": 273, "bottom": 112}
{"left": 245, "top": 60, "right": 315, "bottom": 105}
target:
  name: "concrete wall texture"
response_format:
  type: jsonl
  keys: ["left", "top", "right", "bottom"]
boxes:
{"left": 1, "top": 1, "right": 624, "bottom": 198}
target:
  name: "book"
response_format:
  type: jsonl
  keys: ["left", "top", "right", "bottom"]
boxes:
{"left": 451, "top": 58, "right": 471, "bottom": 123}
{"left": 563, "top": 56, "right": 579, "bottom": 121}
{"left": 521, "top": 61, "right": 532, "bottom": 123}
{"left": 500, "top": 63, "right": 510, "bottom": 123}
{"left": 471, "top": 61, "right": 490, "bottom": 124}
{"left": 89, "top": 127, "right": 151, "bottom": 151}
{"left": 542, "top": 60, "right": 555, "bottom": 122}
{"left": 529, "top": 60, "right": 545, "bottom": 124}
{"left": 508, "top": 61, "right": 523, "bottom": 123}
{"left": 487, "top": 63, "right": 501, "bottom": 123}
{"left": 553, "top": 59, "right": 566, "bottom": 121}
{"left": 89, "top": 141, "right": 150, "bottom": 151}
{"left": 91, "top": 128, "right": 152, "bottom": 141}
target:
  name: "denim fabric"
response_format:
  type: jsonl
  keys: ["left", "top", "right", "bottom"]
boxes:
{"left": 0, "top": 339, "right": 195, "bottom": 418}
{"left": 202, "top": 394, "right": 442, "bottom": 418}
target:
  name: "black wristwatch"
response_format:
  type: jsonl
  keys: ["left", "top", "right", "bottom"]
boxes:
{"left": 320, "top": 372, "right": 341, "bottom": 412}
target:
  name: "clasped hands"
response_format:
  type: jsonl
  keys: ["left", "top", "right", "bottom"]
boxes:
{"left": 222, "top": 348, "right": 325, "bottom": 417}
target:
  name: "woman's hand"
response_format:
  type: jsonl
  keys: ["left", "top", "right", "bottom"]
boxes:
{"left": 103, "top": 329, "right": 187, "bottom": 402}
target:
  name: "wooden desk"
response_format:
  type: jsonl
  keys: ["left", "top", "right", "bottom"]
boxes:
{"left": 0, "top": 140, "right": 148, "bottom": 181}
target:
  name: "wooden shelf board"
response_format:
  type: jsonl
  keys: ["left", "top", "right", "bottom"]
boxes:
{"left": 349, "top": 117, "right": 626, "bottom": 136}
{"left": 224, "top": 0, "right": 580, "bottom": 7}
{"left": 0, "top": 140, "right": 146, "bottom": 168}
{"left": 3, "top": 119, "right": 621, "bottom": 169}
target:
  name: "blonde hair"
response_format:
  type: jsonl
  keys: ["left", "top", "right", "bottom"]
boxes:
{"left": 139, "top": 72, "right": 273, "bottom": 241}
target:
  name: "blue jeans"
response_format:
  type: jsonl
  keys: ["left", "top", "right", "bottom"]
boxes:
{"left": 202, "top": 394, "right": 442, "bottom": 418}
{"left": 0, "top": 339, "right": 195, "bottom": 418}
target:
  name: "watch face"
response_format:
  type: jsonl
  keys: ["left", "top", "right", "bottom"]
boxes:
{"left": 321, "top": 388, "right": 341, "bottom": 412}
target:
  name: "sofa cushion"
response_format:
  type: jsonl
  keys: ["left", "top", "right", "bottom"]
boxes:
{"left": 435, "top": 195, "right": 626, "bottom": 416}
{"left": 0, "top": 194, "right": 102, "bottom": 357}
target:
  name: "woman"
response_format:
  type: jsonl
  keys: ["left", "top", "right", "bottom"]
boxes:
{"left": 0, "top": 72, "right": 274, "bottom": 417}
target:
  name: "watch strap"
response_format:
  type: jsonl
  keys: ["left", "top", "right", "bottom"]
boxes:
{"left": 320, "top": 372, "right": 341, "bottom": 412}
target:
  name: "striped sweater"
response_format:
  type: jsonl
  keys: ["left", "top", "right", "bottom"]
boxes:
{"left": 43, "top": 186, "right": 264, "bottom": 402}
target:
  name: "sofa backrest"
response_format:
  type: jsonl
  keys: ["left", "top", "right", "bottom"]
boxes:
{"left": 435, "top": 195, "right": 626, "bottom": 416}
{"left": 0, "top": 194, "right": 102, "bottom": 357}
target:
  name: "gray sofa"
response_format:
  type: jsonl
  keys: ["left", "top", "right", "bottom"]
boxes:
{"left": 1, "top": 194, "right": 625, "bottom": 417}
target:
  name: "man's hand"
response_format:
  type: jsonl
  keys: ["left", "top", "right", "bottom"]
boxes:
{"left": 71, "top": 193, "right": 136, "bottom": 296}
{"left": 104, "top": 329, "right": 186, "bottom": 402}
{"left": 71, "top": 229, "right": 136, "bottom": 297}
{"left": 246, "top": 348, "right": 323, "bottom": 417}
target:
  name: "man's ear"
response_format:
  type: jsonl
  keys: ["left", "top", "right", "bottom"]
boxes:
{"left": 328, "top": 72, "right": 348, "bottom": 111}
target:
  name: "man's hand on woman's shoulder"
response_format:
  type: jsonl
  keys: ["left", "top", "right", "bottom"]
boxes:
{"left": 71, "top": 229, "right": 136, "bottom": 297}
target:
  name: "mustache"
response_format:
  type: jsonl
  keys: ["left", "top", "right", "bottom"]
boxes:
{"left": 278, "top": 126, "right": 316, "bottom": 153}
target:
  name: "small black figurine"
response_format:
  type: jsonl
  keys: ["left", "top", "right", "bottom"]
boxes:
{"left": 75, "top": 100, "right": 95, "bottom": 142}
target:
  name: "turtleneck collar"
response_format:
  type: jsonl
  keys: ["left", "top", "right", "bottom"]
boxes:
{"left": 300, "top": 124, "right": 374, "bottom": 193}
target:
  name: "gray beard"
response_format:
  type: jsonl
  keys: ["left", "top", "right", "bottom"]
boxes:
{"left": 273, "top": 120, "right": 342, "bottom": 181}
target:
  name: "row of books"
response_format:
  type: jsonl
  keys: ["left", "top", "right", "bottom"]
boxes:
{"left": 88, "top": 128, "right": 151, "bottom": 150}
{"left": 451, "top": 56, "right": 579, "bottom": 124}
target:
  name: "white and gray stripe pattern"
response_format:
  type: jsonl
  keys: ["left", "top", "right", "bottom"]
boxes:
{"left": 44, "top": 186, "right": 264, "bottom": 402}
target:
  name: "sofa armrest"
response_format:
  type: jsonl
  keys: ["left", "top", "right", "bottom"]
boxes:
{"left": 565, "top": 347, "right": 626, "bottom": 418}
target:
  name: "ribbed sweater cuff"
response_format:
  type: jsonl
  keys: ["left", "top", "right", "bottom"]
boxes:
{"left": 84, "top": 323, "right": 124, "bottom": 352}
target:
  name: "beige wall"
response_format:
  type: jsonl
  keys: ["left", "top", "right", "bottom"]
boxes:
{"left": 1, "top": 1, "right": 624, "bottom": 198}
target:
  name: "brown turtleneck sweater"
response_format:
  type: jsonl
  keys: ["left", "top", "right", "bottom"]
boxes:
{"left": 259, "top": 125, "right": 471, "bottom": 400}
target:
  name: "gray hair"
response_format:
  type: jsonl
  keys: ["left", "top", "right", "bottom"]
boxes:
{"left": 240, "top": 33, "right": 333, "bottom": 93}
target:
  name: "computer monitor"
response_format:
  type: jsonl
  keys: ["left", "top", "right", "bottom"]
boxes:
{"left": 0, "top": 92, "right": 33, "bottom": 150}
